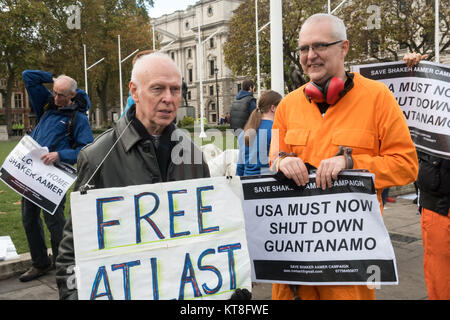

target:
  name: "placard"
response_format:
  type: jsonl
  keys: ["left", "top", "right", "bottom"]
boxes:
{"left": 0, "top": 135, "right": 76, "bottom": 214}
{"left": 352, "top": 61, "right": 450, "bottom": 159}
{"left": 71, "top": 176, "right": 251, "bottom": 300}
{"left": 240, "top": 172, "right": 398, "bottom": 286}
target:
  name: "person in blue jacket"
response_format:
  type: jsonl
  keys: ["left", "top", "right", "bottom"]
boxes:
{"left": 236, "top": 90, "right": 282, "bottom": 176}
{"left": 19, "top": 70, "right": 94, "bottom": 282}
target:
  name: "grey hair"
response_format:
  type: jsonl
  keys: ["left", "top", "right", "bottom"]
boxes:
{"left": 54, "top": 75, "right": 77, "bottom": 93}
{"left": 300, "top": 13, "right": 347, "bottom": 41}
{"left": 131, "top": 52, "right": 181, "bottom": 87}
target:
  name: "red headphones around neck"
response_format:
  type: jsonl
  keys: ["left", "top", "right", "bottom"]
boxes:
{"left": 304, "top": 73, "right": 353, "bottom": 105}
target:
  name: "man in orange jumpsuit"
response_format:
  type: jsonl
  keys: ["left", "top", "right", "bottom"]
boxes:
{"left": 269, "top": 14, "right": 419, "bottom": 300}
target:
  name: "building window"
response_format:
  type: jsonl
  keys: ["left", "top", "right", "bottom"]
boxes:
{"left": 207, "top": 6, "right": 213, "bottom": 16}
{"left": 237, "top": 83, "right": 242, "bottom": 93}
{"left": 171, "top": 52, "right": 175, "bottom": 60}
{"left": 0, "top": 79, "right": 6, "bottom": 88}
{"left": 209, "top": 37, "right": 214, "bottom": 49}
{"left": 188, "top": 68, "right": 193, "bottom": 83}
{"left": 188, "top": 48, "right": 192, "bottom": 59}
{"left": 14, "top": 93, "right": 23, "bottom": 108}
{"left": 185, "top": 21, "right": 190, "bottom": 30}
{"left": 209, "top": 60, "right": 215, "bottom": 77}
{"left": 187, "top": 91, "right": 191, "bottom": 100}
{"left": 209, "top": 85, "right": 214, "bottom": 96}
{"left": 210, "top": 103, "right": 215, "bottom": 111}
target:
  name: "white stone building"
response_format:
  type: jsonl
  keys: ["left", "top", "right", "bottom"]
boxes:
{"left": 152, "top": 0, "right": 246, "bottom": 124}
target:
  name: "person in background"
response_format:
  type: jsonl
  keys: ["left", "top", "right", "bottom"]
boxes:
{"left": 236, "top": 90, "right": 282, "bottom": 176}
{"left": 230, "top": 79, "right": 257, "bottom": 131}
{"left": 20, "top": 70, "right": 93, "bottom": 282}
{"left": 404, "top": 52, "right": 449, "bottom": 300}
{"left": 270, "top": 13, "right": 418, "bottom": 300}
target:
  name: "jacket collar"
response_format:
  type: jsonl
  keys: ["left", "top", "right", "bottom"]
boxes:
{"left": 117, "top": 104, "right": 177, "bottom": 153}
{"left": 116, "top": 106, "right": 142, "bottom": 153}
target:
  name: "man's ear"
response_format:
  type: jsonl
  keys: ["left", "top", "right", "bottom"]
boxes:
{"left": 70, "top": 91, "right": 77, "bottom": 99}
{"left": 341, "top": 39, "right": 350, "bottom": 58}
{"left": 129, "top": 81, "right": 139, "bottom": 102}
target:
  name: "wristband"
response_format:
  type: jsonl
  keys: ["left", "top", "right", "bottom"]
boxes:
{"left": 274, "top": 151, "right": 297, "bottom": 172}
{"left": 335, "top": 146, "right": 353, "bottom": 169}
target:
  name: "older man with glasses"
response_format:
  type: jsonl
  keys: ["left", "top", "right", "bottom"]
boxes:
{"left": 269, "top": 13, "right": 418, "bottom": 300}
{"left": 19, "top": 70, "right": 94, "bottom": 282}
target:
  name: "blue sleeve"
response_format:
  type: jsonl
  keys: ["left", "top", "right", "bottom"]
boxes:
{"left": 249, "top": 98, "right": 257, "bottom": 114}
{"left": 22, "top": 70, "right": 53, "bottom": 119}
{"left": 121, "top": 93, "right": 135, "bottom": 117}
{"left": 236, "top": 132, "right": 245, "bottom": 176}
{"left": 57, "top": 113, "right": 94, "bottom": 165}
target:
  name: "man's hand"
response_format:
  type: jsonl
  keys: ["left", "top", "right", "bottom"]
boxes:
{"left": 41, "top": 152, "right": 59, "bottom": 165}
{"left": 403, "top": 53, "right": 428, "bottom": 68}
{"left": 278, "top": 156, "right": 309, "bottom": 186}
{"left": 316, "top": 155, "right": 346, "bottom": 190}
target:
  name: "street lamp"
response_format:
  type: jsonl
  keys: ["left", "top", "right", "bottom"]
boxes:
{"left": 214, "top": 67, "right": 219, "bottom": 125}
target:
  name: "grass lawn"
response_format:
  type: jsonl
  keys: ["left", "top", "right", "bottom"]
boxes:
{"left": 0, "top": 132, "right": 236, "bottom": 254}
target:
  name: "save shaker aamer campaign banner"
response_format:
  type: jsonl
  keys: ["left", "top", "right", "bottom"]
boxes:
{"left": 352, "top": 60, "right": 450, "bottom": 159}
{"left": 240, "top": 172, "right": 398, "bottom": 286}
{"left": 0, "top": 135, "right": 76, "bottom": 215}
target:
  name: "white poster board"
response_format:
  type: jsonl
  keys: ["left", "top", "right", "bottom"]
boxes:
{"left": 352, "top": 61, "right": 450, "bottom": 159}
{"left": 0, "top": 135, "right": 76, "bottom": 215}
{"left": 240, "top": 172, "right": 398, "bottom": 286}
{"left": 71, "top": 176, "right": 251, "bottom": 300}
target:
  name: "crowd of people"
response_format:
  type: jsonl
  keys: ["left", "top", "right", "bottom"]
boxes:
{"left": 12, "top": 13, "right": 448, "bottom": 300}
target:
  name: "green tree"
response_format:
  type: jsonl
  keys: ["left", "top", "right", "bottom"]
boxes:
{"left": 340, "top": 0, "right": 450, "bottom": 64}
{"left": 0, "top": 0, "right": 69, "bottom": 134}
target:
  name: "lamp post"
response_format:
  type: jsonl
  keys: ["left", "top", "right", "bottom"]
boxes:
{"left": 214, "top": 67, "right": 219, "bottom": 125}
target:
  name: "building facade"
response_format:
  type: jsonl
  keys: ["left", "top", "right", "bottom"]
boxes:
{"left": 0, "top": 78, "right": 32, "bottom": 133}
{"left": 153, "top": 0, "right": 246, "bottom": 124}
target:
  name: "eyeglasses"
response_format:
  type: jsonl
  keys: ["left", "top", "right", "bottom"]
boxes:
{"left": 52, "top": 90, "right": 70, "bottom": 99}
{"left": 298, "top": 40, "right": 343, "bottom": 55}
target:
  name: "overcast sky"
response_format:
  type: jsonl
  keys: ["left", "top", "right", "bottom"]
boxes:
{"left": 148, "top": 0, "right": 199, "bottom": 18}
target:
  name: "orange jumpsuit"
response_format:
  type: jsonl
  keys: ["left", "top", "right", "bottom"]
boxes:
{"left": 269, "top": 72, "right": 419, "bottom": 300}
{"left": 421, "top": 208, "right": 450, "bottom": 300}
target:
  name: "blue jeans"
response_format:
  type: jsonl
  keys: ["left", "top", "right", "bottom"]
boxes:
{"left": 21, "top": 197, "right": 66, "bottom": 269}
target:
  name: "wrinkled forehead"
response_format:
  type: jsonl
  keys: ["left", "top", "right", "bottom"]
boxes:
{"left": 299, "top": 19, "right": 334, "bottom": 43}
{"left": 136, "top": 56, "right": 181, "bottom": 85}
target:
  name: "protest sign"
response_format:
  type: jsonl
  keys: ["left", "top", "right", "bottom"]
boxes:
{"left": 71, "top": 176, "right": 251, "bottom": 300}
{"left": 0, "top": 135, "right": 76, "bottom": 215}
{"left": 351, "top": 61, "right": 450, "bottom": 159}
{"left": 240, "top": 172, "right": 398, "bottom": 286}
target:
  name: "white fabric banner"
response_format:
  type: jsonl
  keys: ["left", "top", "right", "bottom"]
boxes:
{"left": 0, "top": 135, "right": 76, "bottom": 214}
{"left": 71, "top": 176, "right": 251, "bottom": 300}
{"left": 240, "top": 172, "right": 398, "bottom": 286}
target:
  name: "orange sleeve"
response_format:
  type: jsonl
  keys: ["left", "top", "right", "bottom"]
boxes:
{"left": 269, "top": 98, "right": 292, "bottom": 167}
{"left": 352, "top": 88, "right": 418, "bottom": 189}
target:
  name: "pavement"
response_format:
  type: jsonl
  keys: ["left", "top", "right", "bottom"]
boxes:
{"left": 0, "top": 191, "right": 427, "bottom": 300}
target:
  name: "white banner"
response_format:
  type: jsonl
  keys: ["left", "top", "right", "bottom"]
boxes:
{"left": 240, "top": 172, "right": 398, "bottom": 286}
{"left": 0, "top": 135, "right": 76, "bottom": 214}
{"left": 71, "top": 176, "right": 251, "bottom": 300}
{"left": 351, "top": 61, "right": 450, "bottom": 159}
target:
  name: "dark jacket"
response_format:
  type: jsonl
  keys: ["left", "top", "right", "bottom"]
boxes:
{"left": 55, "top": 107, "right": 210, "bottom": 299}
{"left": 22, "top": 70, "right": 93, "bottom": 164}
{"left": 417, "top": 151, "right": 450, "bottom": 215}
{"left": 230, "top": 90, "right": 256, "bottom": 130}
